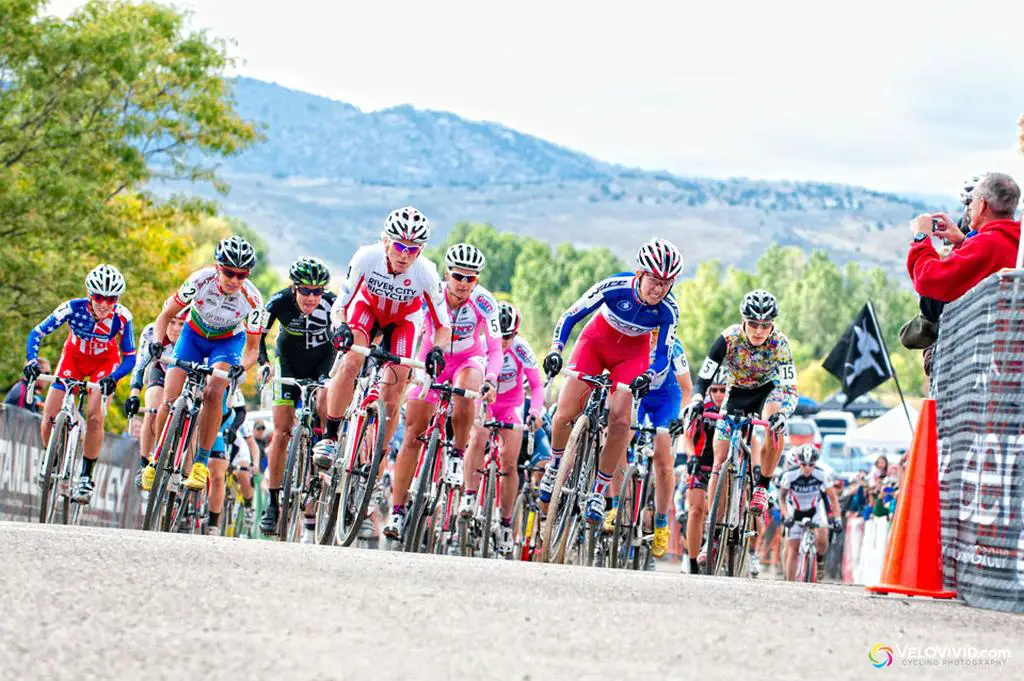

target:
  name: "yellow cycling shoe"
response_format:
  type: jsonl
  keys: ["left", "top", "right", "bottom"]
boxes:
{"left": 652, "top": 526, "right": 670, "bottom": 558}
{"left": 140, "top": 463, "right": 156, "bottom": 492}
{"left": 183, "top": 461, "right": 210, "bottom": 491}
{"left": 602, "top": 507, "right": 618, "bottom": 533}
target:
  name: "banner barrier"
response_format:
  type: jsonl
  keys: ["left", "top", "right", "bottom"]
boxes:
{"left": 933, "top": 271, "right": 1024, "bottom": 613}
{"left": 0, "top": 404, "right": 144, "bottom": 528}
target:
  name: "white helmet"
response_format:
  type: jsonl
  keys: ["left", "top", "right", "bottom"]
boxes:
{"left": 85, "top": 264, "right": 126, "bottom": 297}
{"left": 214, "top": 235, "right": 257, "bottom": 270}
{"left": 445, "top": 243, "right": 486, "bottom": 273}
{"left": 740, "top": 289, "right": 778, "bottom": 321}
{"left": 636, "top": 238, "right": 683, "bottom": 280}
{"left": 382, "top": 206, "right": 431, "bottom": 243}
{"left": 498, "top": 301, "right": 521, "bottom": 336}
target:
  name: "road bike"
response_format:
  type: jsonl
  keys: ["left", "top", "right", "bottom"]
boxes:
{"left": 608, "top": 417, "right": 666, "bottom": 570}
{"left": 793, "top": 516, "right": 822, "bottom": 583}
{"left": 33, "top": 375, "right": 103, "bottom": 525}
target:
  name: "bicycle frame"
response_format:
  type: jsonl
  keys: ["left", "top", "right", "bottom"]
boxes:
{"left": 794, "top": 517, "right": 821, "bottom": 582}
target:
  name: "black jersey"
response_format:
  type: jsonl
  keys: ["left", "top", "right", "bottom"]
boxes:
{"left": 259, "top": 287, "right": 337, "bottom": 366}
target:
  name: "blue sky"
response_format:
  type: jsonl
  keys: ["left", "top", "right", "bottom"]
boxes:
{"left": 50, "top": 0, "right": 1024, "bottom": 195}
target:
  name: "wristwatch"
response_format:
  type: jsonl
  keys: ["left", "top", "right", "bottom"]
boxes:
{"left": 912, "top": 232, "right": 929, "bottom": 244}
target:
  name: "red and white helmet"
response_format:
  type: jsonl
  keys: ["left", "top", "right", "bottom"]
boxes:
{"left": 636, "top": 238, "right": 683, "bottom": 280}
{"left": 382, "top": 206, "right": 431, "bottom": 243}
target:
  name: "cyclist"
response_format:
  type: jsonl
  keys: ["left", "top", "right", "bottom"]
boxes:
{"left": 256, "top": 257, "right": 336, "bottom": 535}
{"left": 540, "top": 238, "right": 682, "bottom": 525}
{"left": 684, "top": 289, "right": 797, "bottom": 566}
{"left": 23, "top": 264, "right": 136, "bottom": 505}
{"left": 621, "top": 332, "right": 692, "bottom": 559}
{"left": 778, "top": 444, "right": 843, "bottom": 581}
{"left": 206, "top": 388, "right": 254, "bottom": 536}
{"left": 466, "top": 301, "right": 544, "bottom": 555}
{"left": 314, "top": 207, "right": 450, "bottom": 483}
{"left": 140, "top": 236, "right": 264, "bottom": 492}
{"left": 672, "top": 366, "right": 727, "bottom": 574}
{"left": 125, "top": 302, "right": 188, "bottom": 487}
{"left": 384, "top": 242, "right": 501, "bottom": 540}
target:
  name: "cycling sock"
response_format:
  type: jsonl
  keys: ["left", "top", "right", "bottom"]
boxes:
{"left": 242, "top": 496, "right": 252, "bottom": 507}
{"left": 593, "top": 469, "right": 612, "bottom": 497}
{"left": 392, "top": 505, "right": 405, "bottom": 516}
{"left": 325, "top": 417, "right": 342, "bottom": 441}
{"left": 139, "top": 456, "right": 149, "bottom": 468}
{"left": 550, "top": 447, "right": 564, "bottom": 470}
{"left": 207, "top": 511, "right": 220, "bottom": 527}
{"left": 81, "top": 457, "right": 96, "bottom": 478}
{"left": 500, "top": 516, "right": 512, "bottom": 527}
{"left": 304, "top": 517, "right": 316, "bottom": 530}
{"left": 464, "top": 489, "right": 477, "bottom": 498}
{"left": 269, "top": 488, "right": 281, "bottom": 508}
{"left": 752, "top": 465, "right": 762, "bottom": 484}
{"left": 452, "top": 447, "right": 464, "bottom": 459}
{"left": 655, "top": 513, "right": 668, "bottom": 529}
{"left": 194, "top": 448, "right": 210, "bottom": 467}
{"left": 689, "top": 557, "right": 700, "bottom": 574}
{"left": 758, "top": 474, "right": 772, "bottom": 488}
{"left": 608, "top": 497, "right": 619, "bottom": 510}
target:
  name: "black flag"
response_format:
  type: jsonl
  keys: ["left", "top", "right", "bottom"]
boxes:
{"left": 822, "top": 303, "right": 892, "bottom": 405}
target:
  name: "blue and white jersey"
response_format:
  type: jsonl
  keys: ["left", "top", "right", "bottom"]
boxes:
{"left": 650, "top": 336, "right": 688, "bottom": 391}
{"left": 552, "top": 272, "right": 678, "bottom": 376}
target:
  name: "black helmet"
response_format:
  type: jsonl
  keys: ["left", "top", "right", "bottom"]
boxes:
{"left": 740, "top": 289, "right": 778, "bottom": 321}
{"left": 289, "top": 257, "right": 330, "bottom": 287}
{"left": 214, "top": 236, "right": 257, "bottom": 270}
{"left": 498, "top": 302, "right": 521, "bottom": 336}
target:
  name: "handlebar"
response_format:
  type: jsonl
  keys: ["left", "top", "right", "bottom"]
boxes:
{"left": 158, "top": 356, "right": 232, "bottom": 380}
{"left": 559, "top": 369, "right": 632, "bottom": 393}
{"left": 701, "top": 412, "right": 770, "bottom": 428}
{"left": 272, "top": 376, "right": 328, "bottom": 389}
{"left": 349, "top": 344, "right": 427, "bottom": 370}
{"left": 37, "top": 374, "right": 101, "bottom": 391}
{"left": 481, "top": 419, "right": 529, "bottom": 433}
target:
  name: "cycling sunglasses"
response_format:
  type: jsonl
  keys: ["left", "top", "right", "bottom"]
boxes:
{"left": 708, "top": 386, "right": 726, "bottom": 395}
{"left": 218, "top": 266, "right": 250, "bottom": 281}
{"left": 90, "top": 294, "right": 119, "bottom": 304}
{"left": 449, "top": 272, "right": 478, "bottom": 283}
{"left": 745, "top": 320, "right": 773, "bottom": 331}
{"left": 391, "top": 242, "right": 421, "bottom": 256}
{"left": 295, "top": 286, "right": 324, "bottom": 296}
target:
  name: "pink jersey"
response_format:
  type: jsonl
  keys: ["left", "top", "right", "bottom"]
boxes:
{"left": 417, "top": 283, "right": 502, "bottom": 382}
{"left": 494, "top": 336, "right": 544, "bottom": 418}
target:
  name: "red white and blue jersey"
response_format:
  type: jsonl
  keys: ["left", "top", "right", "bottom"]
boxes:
{"left": 552, "top": 272, "right": 678, "bottom": 376}
{"left": 26, "top": 298, "right": 137, "bottom": 380}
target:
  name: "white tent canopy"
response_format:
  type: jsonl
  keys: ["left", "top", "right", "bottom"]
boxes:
{"left": 846, "top": 404, "right": 919, "bottom": 450}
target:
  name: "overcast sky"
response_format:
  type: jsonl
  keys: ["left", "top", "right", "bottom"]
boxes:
{"left": 50, "top": 0, "right": 1024, "bottom": 195}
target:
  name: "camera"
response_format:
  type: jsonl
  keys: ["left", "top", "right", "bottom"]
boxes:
{"left": 931, "top": 217, "right": 941, "bottom": 233}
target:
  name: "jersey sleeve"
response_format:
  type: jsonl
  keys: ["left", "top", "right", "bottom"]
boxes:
{"left": 421, "top": 263, "right": 451, "bottom": 330}
{"left": 672, "top": 340, "right": 690, "bottom": 376}
{"left": 336, "top": 247, "right": 370, "bottom": 314}
{"left": 771, "top": 334, "right": 799, "bottom": 417}
{"left": 241, "top": 285, "right": 265, "bottom": 335}
{"left": 552, "top": 278, "right": 613, "bottom": 350}
{"left": 517, "top": 340, "right": 545, "bottom": 416}
{"left": 259, "top": 292, "right": 284, "bottom": 364}
{"left": 110, "top": 308, "right": 137, "bottom": 382}
{"left": 476, "top": 292, "right": 503, "bottom": 382}
{"left": 648, "top": 299, "right": 678, "bottom": 377}
{"left": 129, "top": 324, "right": 154, "bottom": 390}
{"left": 26, "top": 300, "right": 74, "bottom": 361}
{"left": 693, "top": 334, "right": 728, "bottom": 400}
{"left": 173, "top": 269, "right": 206, "bottom": 307}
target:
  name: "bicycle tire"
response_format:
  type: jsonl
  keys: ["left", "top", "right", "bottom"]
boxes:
{"left": 732, "top": 484, "right": 756, "bottom": 578}
{"left": 558, "top": 425, "right": 597, "bottom": 566}
{"left": 538, "top": 416, "right": 586, "bottom": 563}
{"left": 143, "top": 403, "right": 186, "bottom": 531}
{"left": 511, "top": 490, "right": 527, "bottom": 560}
{"left": 404, "top": 429, "right": 440, "bottom": 553}
{"left": 703, "top": 464, "right": 732, "bottom": 576}
{"left": 222, "top": 493, "right": 235, "bottom": 537}
{"left": 38, "top": 412, "right": 68, "bottom": 524}
{"left": 480, "top": 461, "right": 497, "bottom": 559}
{"left": 803, "top": 542, "right": 817, "bottom": 583}
{"left": 61, "top": 429, "right": 85, "bottom": 526}
{"left": 337, "top": 402, "right": 387, "bottom": 547}
{"left": 609, "top": 466, "right": 638, "bottom": 569}
{"left": 316, "top": 469, "right": 341, "bottom": 545}
{"left": 278, "top": 424, "right": 307, "bottom": 542}
{"left": 631, "top": 486, "right": 654, "bottom": 571}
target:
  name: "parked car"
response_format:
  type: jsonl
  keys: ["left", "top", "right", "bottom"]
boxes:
{"left": 819, "top": 435, "right": 873, "bottom": 481}
{"left": 787, "top": 417, "right": 822, "bottom": 450}
{"left": 813, "top": 410, "right": 857, "bottom": 438}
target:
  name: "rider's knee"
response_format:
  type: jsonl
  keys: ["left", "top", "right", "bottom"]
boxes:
{"left": 85, "top": 411, "right": 104, "bottom": 431}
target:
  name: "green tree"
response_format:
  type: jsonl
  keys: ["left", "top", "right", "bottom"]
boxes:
{"left": 426, "top": 222, "right": 524, "bottom": 293}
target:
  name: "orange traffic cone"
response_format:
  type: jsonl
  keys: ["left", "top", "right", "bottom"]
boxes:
{"left": 867, "top": 399, "right": 956, "bottom": 599}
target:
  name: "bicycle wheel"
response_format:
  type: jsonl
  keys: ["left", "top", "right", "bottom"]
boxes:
{"left": 511, "top": 490, "right": 527, "bottom": 560}
{"left": 803, "top": 543, "right": 817, "bottom": 583}
{"left": 731, "top": 483, "right": 756, "bottom": 578}
{"left": 316, "top": 469, "right": 341, "bottom": 545}
{"left": 279, "top": 424, "right": 308, "bottom": 542}
{"left": 480, "top": 462, "right": 497, "bottom": 559}
{"left": 609, "top": 467, "right": 638, "bottom": 569}
{"left": 703, "top": 465, "right": 733, "bottom": 576}
{"left": 222, "top": 493, "right": 235, "bottom": 537}
{"left": 538, "top": 417, "right": 586, "bottom": 563}
{"left": 38, "top": 412, "right": 68, "bottom": 524}
{"left": 144, "top": 404, "right": 186, "bottom": 532}
{"left": 337, "top": 402, "right": 388, "bottom": 547}
{"left": 565, "top": 427, "right": 598, "bottom": 566}
{"left": 404, "top": 430, "right": 440, "bottom": 553}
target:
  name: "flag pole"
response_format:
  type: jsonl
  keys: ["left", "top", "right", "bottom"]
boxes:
{"left": 867, "top": 300, "right": 914, "bottom": 431}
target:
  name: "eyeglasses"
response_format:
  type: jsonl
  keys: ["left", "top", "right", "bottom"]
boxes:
{"left": 745, "top": 320, "right": 773, "bottom": 331}
{"left": 449, "top": 272, "right": 478, "bottom": 283}
{"left": 90, "top": 294, "right": 119, "bottom": 304}
{"left": 296, "top": 286, "right": 324, "bottom": 296}
{"left": 391, "top": 242, "right": 421, "bottom": 256}
{"left": 709, "top": 387, "right": 726, "bottom": 395}
{"left": 644, "top": 273, "right": 674, "bottom": 288}
{"left": 218, "top": 266, "right": 250, "bottom": 281}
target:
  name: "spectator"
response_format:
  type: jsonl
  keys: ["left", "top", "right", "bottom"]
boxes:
{"left": 4, "top": 357, "right": 51, "bottom": 413}
{"left": 907, "top": 172, "right": 1021, "bottom": 303}
{"left": 868, "top": 455, "right": 888, "bottom": 488}
{"left": 252, "top": 420, "right": 269, "bottom": 473}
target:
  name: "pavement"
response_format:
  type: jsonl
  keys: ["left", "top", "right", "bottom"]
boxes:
{"left": 1, "top": 521, "right": 1021, "bottom": 681}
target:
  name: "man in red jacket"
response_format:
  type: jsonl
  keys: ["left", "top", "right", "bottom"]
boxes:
{"left": 907, "top": 172, "right": 1021, "bottom": 302}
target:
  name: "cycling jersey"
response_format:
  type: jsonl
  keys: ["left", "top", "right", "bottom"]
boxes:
{"left": 27, "top": 299, "right": 136, "bottom": 382}
{"left": 259, "top": 287, "right": 337, "bottom": 367}
{"left": 693, "top": 324, "right": 797, "bottom": 417}
{"left": 650, "top": 336, "right": 689, "bottom": 391}
{"left": 553, "top": 273, "right": 678, "bottom": 377}
{"left": 494, "top": 336, "right": 544, "bottom": 417}
{"left": 417, "top": 283, "right": 502, "bottom": 381}
{"left": 779, "top": 466, "right": 832, "bottom": 512}
{"left": 337, "top": 243, "right": 449, "bottom": 329}
{"left": 173, "top": 267, "right": 264, "bottom": 339}
{"left": 688, "top": 400, "right": 719, "bottom": 491}
{"left": 130, "top": 322, "right": 178, "bottom": 390}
